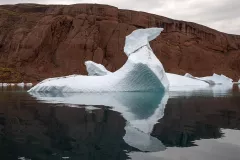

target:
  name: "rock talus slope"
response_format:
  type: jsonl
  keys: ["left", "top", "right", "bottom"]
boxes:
{"left": 0, "top": 3, "right": 240, "bottom": 82}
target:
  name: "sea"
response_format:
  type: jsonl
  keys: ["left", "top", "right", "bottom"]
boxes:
{"left": 0, "top": 85, "right": 240, "bottom": 160}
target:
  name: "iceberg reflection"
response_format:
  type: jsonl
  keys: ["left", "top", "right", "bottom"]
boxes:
{"left": 169, "top": 85, "right": 233, "bottom": 98}
{"left": 29, "top": 91, "right": 168, "bottom": 152}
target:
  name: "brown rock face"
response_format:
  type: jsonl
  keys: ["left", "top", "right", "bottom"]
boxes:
{"left": 0, "top": 3, "right": 240, "bottom": 82}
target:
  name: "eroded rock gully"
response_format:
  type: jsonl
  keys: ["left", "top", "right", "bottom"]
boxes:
{"left": 0, "top": 3, "right": 240, "bottom": 82}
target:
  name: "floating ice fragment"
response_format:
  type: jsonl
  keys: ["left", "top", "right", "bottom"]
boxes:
{"left": 2, "top": 83, "right": 9, "bottom": 87}
{"left": 25, "top": 83, "right": 33, "bottom": 87}
{"left": 17, "top": 82, "right": 24, "bottom": 87}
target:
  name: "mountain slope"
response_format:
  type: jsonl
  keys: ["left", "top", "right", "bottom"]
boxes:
{"left": 0, "top": 3, "right": 240, "bottom": 82}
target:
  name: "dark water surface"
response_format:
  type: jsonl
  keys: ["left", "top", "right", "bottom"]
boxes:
{"left": 1, "top": 86, "right": 240, "bottom": 160}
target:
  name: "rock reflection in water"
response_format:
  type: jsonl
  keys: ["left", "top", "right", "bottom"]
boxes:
{"left": 152, "top": 96, "right": 240, "bottom": 147}
{"left": 0, "top": 91, "right": 136, "bottom": 160}
{"left": 1, "top": 89, "right": 240, "bottom": 160}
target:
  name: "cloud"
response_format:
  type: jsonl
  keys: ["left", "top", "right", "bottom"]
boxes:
{"left": 0, "top": 0, "right": 239, "bottom": 34}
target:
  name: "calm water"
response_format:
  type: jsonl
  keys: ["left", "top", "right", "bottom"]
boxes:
{"left": 0, "top": 86, "right": 240, "bottom": 160}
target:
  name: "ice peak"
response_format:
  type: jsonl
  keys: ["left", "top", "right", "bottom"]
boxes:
{"left": 124, "top": 28, "right": 163, "bottom": 56}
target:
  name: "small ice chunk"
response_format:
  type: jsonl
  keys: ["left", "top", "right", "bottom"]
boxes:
{"left": 2, "top": 83, "right": 9, "bottom": 87}
{"left": 17, "top": 82, "right": 24, "bottom": 87}
{"left": 25, "top": 83, "right": 33, "bottom": 87}
{"left": 167, "top": 73, "right": 209, "bottom": 87}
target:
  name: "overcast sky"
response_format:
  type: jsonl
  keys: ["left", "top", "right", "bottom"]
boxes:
{"left": 1, "top": 0, "right": 239, "bottom": 35}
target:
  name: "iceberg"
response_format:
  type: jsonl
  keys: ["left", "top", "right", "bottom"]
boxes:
{"left": 29, "top": 27, "right": 232, "bottom": 93}
{"left": 28, "top": 28, "right": 169, "bottom": 93}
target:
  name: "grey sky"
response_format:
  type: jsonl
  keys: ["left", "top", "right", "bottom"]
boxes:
{"left": 1, "top": 0, "right": 239, "bottom": 35}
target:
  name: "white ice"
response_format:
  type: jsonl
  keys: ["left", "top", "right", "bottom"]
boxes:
{"left": 197, "top": 73, "right": 233, "bottom": 85}
{"left": 85, "top": 61, "right": 111, "bottom": 76}
{"left": 28, "top": 28, "right": 169, "bottom": 93}
{"left": 2, "top": 83, "right": 9, "bottom": 87}
{"left": 84, "top": 61, "right": 210, "bottom": 90}
{"left": 185, "top": 73, "right": 233, "bottom": 85}
{"left": 167, "top": 73, "right": 209, "bottom": 90}
{"left": 184, "top": 73, "right": 215, "bottom": 85}
{"left": 85, "top": 61, "right": 234, "bottom": 90}
{"left": 17, "top": 82, "right": 24, "bottom": 87}
{"left": 25, "top": 83, "right": 33, "bottom": 87}
{"left": 85, "top": 62, "right": 234, "bottom": 93}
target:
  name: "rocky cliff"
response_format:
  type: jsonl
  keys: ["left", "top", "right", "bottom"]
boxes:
{"left": 0, "top": 3, "right": 240, "bottom": 82}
